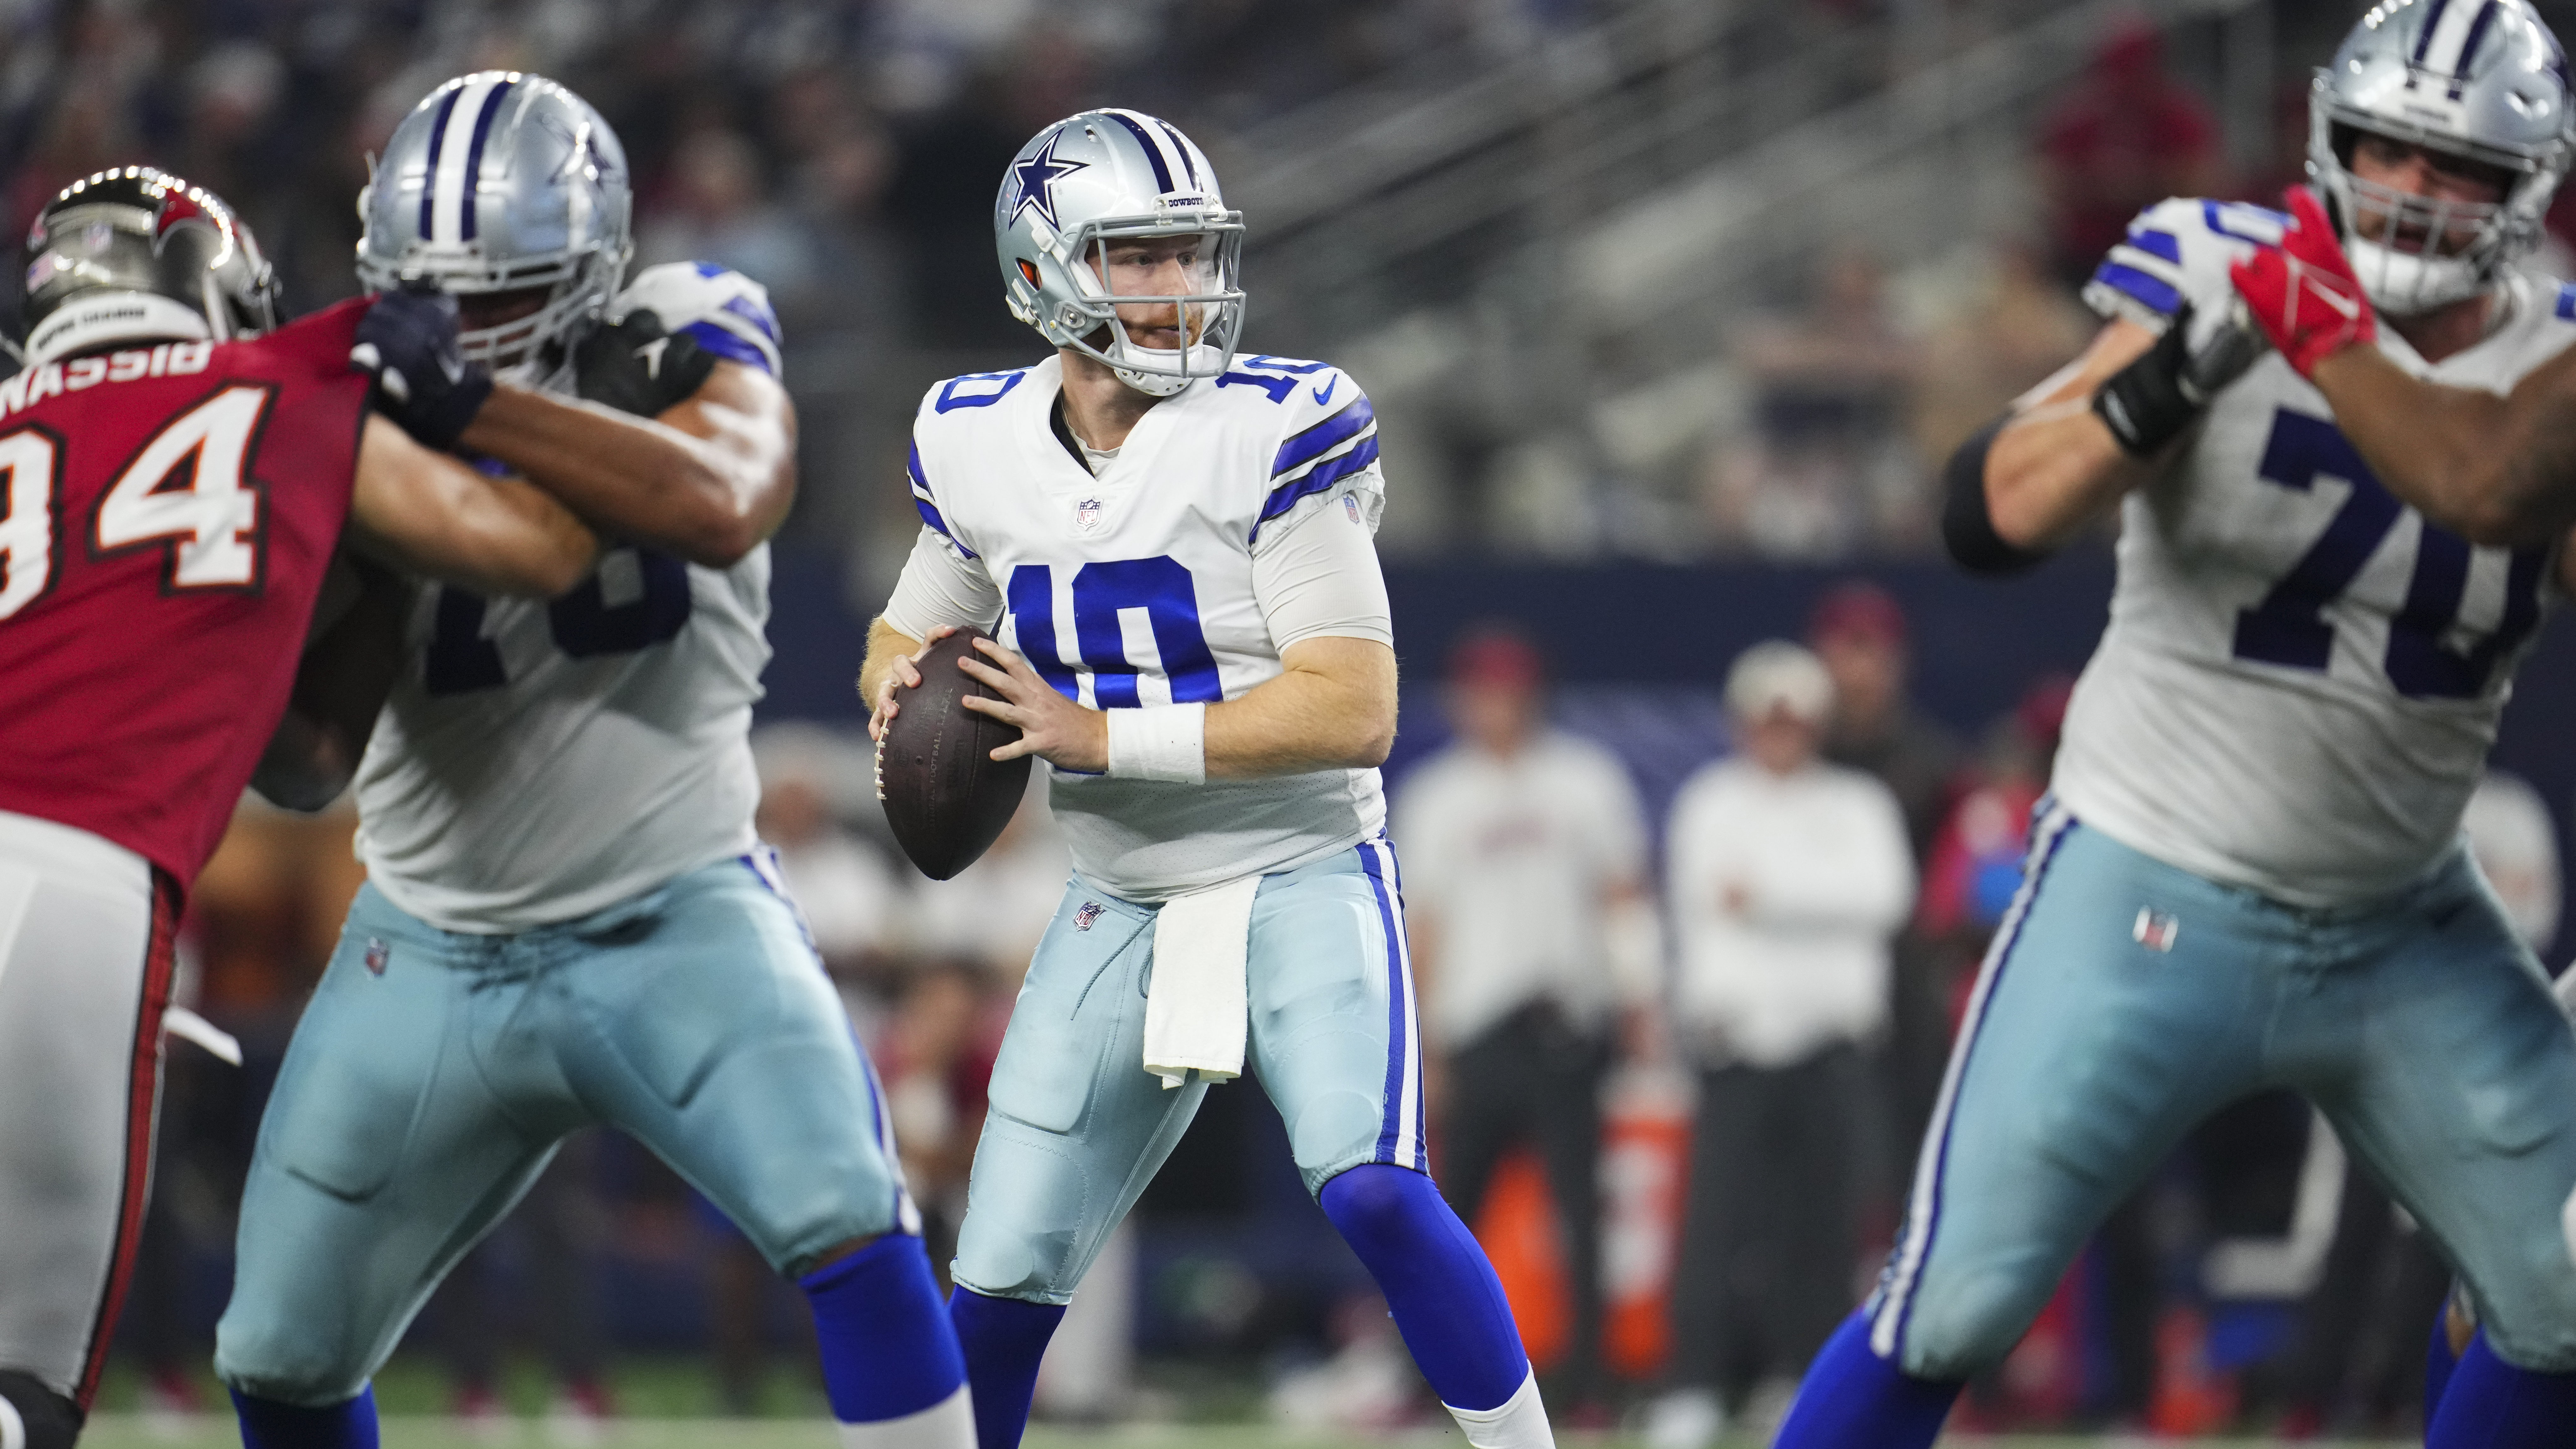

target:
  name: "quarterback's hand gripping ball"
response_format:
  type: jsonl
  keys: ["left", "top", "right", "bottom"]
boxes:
{"left": 573, "top": 310, "right": 719, "bottom": 419}
{"left": 2229, "top": 186, "right": 2378, "bottom": 380}
{"left": 349, "top": 284, "right": 495, "bottom": 449}
{"left": 874, "top": 629, "right": 1032, "bottom": 880}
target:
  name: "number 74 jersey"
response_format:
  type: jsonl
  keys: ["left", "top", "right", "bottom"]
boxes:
{"left": 2062, "top": 196, "right": 2574, "bottom": 906}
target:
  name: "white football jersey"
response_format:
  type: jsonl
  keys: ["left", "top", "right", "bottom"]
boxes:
{"left": 904, "top": 352, "right": 1389, "bottom": 901}
{"left": 352, "top": 264, "right": 786, "bottom": 932}
{"left": 2058, "top": 197, "right": 2571, "bottom": 907}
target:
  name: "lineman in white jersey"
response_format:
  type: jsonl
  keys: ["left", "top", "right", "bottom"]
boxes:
{"left": 1775, "top": 6, "right": 2576, "bottom": 1448}
{"left": 860, "top": 108, "right": 1555, "bottom": 1449}
{"left": 215, "top": 74, "right": 975, "bottom": 1449}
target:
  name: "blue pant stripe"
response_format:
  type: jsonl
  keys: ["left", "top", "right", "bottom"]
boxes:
{"left": 1357, "top": 839, "right": 1424, "bottom": 1171}
{"left": 1873, "top": 798, "right": 2077, "bottom": 1362}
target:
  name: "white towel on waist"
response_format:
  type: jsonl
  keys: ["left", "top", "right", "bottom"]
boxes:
{"left": 1142, "top": 875, "right": 1261, "bottom": 1090}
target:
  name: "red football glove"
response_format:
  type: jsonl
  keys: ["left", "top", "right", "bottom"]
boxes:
{"left": 2228, "top": 185, "right": 2376, "bottom": 380}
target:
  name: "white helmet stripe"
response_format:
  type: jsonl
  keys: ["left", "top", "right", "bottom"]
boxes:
{"left": 429, "top": 76, "right": 503, "bottom": 243}
{"left": 2415, "top": 0, "right": 2487, "bottom": 80}
{"left": 1102, "top": 109, "right": 1183, "bottom": 195}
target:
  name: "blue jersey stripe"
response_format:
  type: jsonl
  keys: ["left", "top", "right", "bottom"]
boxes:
{"left": 679, "top": 321, "right": 775, "bottom": 376}
{"left": 2556, "top": 283, "right": 2576, "bottom": 320}
{"left": 2124, "top": 228, "right": 2182, "bottom": 265}
{"left": 909, "top": 438, "right": 975, "bottom": 557}
{"left": 456, "top": 78, "right": 516, "bottom": 242}
{"left": 1253, "top": 434, "right": 1380, "bottom": 541}
{"left": 418, "top": 85, "right": 464, "bottom": 239}
{"left": 1271, "top": 395, "right": 1376, "bottom": 480}
{"left": 1102, "top": 110, "right": 1174, "bottom": 194}
{"left": 2092, "top": 261, "right": 2181, "bottom": 316}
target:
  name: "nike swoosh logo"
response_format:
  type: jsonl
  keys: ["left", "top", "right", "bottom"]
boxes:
{"left": 1312, "top": 376, "right": 1336, "bottom": 406}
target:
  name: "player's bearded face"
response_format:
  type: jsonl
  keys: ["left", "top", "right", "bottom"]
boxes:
{"left": 455, "top": 284, "right": 554, "bottom": 365}
{"left": 2346, "top": 133, "right": 2513, "bottom": 258}
{"left": 1088, "top": 236, "right": 1215, "bottom": 352}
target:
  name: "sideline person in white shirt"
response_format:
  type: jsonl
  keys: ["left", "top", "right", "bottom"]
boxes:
{"left": 1394, "top": 627, "right": 1659, "bottom": 1410}
{"left": 1646, "top": 641, "right": 1914, "bottom": 1449}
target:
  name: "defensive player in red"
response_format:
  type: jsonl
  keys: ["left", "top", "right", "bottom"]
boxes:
{"left": 0, "top": 167, "right": 604, "bottom": 1449}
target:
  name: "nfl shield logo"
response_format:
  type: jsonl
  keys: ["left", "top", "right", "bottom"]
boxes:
{"left": 1343, "top": 494, "right": 1362, "bottom": 525}
{"left": 2131, "top": 908, "right": 2180, "bottom": 954}
{"left": 1075, "top": 498, "right": 1104, "bottom": 534}
{"left": 363, "top": 937, "right": 391, "bottom": 975}
{"left": 1074, "top": 901, "right": 1105, "bottom": 932}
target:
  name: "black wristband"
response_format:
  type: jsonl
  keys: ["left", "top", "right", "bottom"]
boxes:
{"left": 2091, "top": 311, "right": 2200, "bottom": 457}
{"left": 1942, "top": 414, "right": 2049, "bottom": 576}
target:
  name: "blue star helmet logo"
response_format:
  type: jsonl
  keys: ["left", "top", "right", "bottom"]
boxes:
{"left": 1009, "top": 130, "right": 1089, "bottom": 231}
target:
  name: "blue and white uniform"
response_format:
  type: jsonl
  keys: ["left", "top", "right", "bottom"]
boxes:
{"left": 1865, "top": 197, "right": 2576, "bottom": 1380}
{"left": 882, "top": 350, "right": 1418, "bottom": 1302}
{"left": 217, "top": 267, "right": 916, "bottom": 1407}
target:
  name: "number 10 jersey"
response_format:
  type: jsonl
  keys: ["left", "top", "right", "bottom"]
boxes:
{"left": 905, "top": 352, "right": 1389, "bottom": 902}
{"left": 2062, "top": 197, "right": 2573, "bottom": 907}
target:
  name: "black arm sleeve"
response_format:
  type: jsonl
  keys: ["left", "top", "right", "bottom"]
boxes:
{"left": 1941, "top": 414, "right": 2050, "bottom": 577}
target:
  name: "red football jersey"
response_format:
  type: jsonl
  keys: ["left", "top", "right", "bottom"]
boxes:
{"left": 0, "top": 299, "right": 372, "bottom": 888}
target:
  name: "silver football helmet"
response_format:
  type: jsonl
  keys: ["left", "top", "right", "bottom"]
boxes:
{"left": 994, "top": 109, "right": 1244, "bottom": 396}
{"left": 357, "top": 71, "right": 632, "bottom": 379}
{"left": 2309, "top": 0, "right": 2574, "bottom": 314}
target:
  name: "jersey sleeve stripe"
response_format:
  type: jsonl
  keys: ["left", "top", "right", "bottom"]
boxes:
{"left": 907, "top": 443, "right": 976, "bottom": 557}
{"left": 1272, "top": 395, "right": 1376, "bottom": 480}
{"left": 1252, "top": 434, "right": 1380, "bottom": 542}
{"left": 679, "top": 319, "right": 779, "bottom": 377}
{"left": 2125, "top": 227, "right": 2182, "bottom": 265}
{"left": 2556, "top": 283, "right": 2576, "bottom": 321}
{"left": 2090, "top": 260, "right": 2181, "bottom": 316}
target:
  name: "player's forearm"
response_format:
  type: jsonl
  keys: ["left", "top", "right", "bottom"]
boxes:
{"left": 351, "top": 416, "right": 599, "bottom": 597}
{"left": 459, "top": 381, "right": 789, "bottom": 567}
{"left": 2310, "top": 347, "right": 2569, "bottom": 546}
{"left": 1203, "top": 637, "right": 1397, "bottom": 778}
{"left": 1983, "top": 403, "right": 2155, "bottom": 550}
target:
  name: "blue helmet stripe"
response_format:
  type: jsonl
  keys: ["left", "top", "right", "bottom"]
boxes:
{"left": 456, "top": 78, "right": 517, "bottom": 242}
{"left": 1101, "top": 110, "right": 1174, "bottom": 194}
{"left": 2413, "top": 0, "right": 2456, "bottom": 65}
{"left": 417, "top": 84, "right": 465, "bottom": 239}
{"left": 1153, "top": 118, "right": 1202, "bottom": 188}
{"left": 2452, "top": 1, "right": 2500, "bottom": 92}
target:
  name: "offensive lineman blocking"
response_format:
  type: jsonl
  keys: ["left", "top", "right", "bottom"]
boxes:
{"left": 1777, "top": 4, "right": 2576, "bottom": 1446}
{"left": 212, "top": 75, "right": 973, "bottom": 1449}
{"left": 861, "top": 110, "right": 1554, "bottom": 1449}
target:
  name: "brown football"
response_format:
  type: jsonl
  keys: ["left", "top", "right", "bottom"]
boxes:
{"left": 876, "top": 629, "right": 1033, "bottom": 880}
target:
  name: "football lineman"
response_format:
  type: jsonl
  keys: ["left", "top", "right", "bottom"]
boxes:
{"left": 211, "top": 75, "right": 973, "bottom": 1449}
{"left": 1775, "top": 5, "right": 2576, "bottom": 1447}
{"left": 859, "top": 110, "right": 1555, "bottom": 1449}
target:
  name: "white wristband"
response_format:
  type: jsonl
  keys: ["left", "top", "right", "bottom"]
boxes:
{"left": 1106, "top": 703, "right": 1207, "bottom": 784}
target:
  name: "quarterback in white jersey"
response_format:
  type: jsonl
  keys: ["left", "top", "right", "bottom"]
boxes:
{"left": 1775, "top": 6, "right": 2576, "bottom": 1449}
{"left": 215, "top": 74, "right": 975, "bottom": 1449}
{"left": 862, "top": 108, "right": 1556, "bottom": 1449}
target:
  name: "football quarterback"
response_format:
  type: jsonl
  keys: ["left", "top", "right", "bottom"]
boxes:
{"left": 1779, "top": 4, "right": 2576, "bottom": 1447}
{"left": 860, "top": 109, "right": 1555, "bottom": 1449}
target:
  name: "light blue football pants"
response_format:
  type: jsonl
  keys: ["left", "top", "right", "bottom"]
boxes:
{"left": 953, "top": 839, "right": 1427, "bottom": 1304}
{"left": 216, "top": 854, "right": 909, "bottom": 1406}
{"left": 1870, "top": 801, "right": 2576, "bottom": 1378}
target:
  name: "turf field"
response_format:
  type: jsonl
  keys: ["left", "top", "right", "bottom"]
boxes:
{"left": 73, "top": 1425, "right": 2414, "bottom": 1449}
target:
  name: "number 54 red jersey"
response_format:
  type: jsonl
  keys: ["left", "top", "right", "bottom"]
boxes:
{"left": 0, "top": 299, "right": 371, "bottom": 889}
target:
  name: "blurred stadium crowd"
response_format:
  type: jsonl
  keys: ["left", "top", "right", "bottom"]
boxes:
{"left": 17, "top": 0, "right": 2576, "bottom": 1440}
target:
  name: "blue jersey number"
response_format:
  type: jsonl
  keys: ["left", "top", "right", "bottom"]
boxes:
{"left": 1003, "top": 556, "right": 1222, "bottom": 706}
{"left": 424, "top": 547, "right": 695, "bottom": 697}
{"left": 2231, "top": 408, "right": 2545, "bottom": 699}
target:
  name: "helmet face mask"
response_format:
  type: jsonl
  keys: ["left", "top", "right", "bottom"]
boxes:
{"left": 2307, "top": 0, "right": 2574, "bottom": 316}
{"left": 356, "top": 71, "right": 633, "bottom": 383}
{"left": 20, "top": 166, "right": 278, "bottom": 366}
{"left": 996, "top": 111, "right": 1246, "bottom": 397}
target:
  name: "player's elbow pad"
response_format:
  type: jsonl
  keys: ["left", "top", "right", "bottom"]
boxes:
{"left": 1942, "top": 415, "right": 2049, "bottom": 577}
